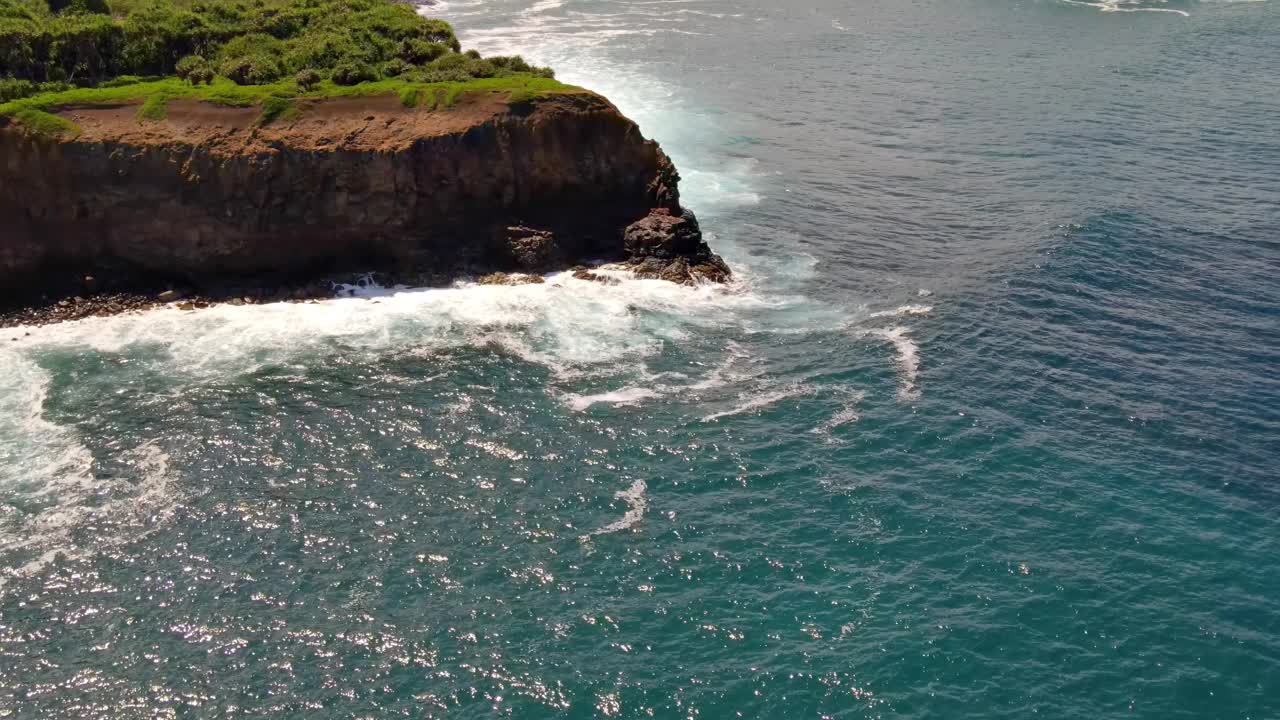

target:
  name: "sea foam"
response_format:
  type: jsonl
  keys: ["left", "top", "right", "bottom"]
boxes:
{"left": 580, "top": 480, "right": 649, "bottom": 540}
{"left": 0, "top": 356, "right": 176, "bottom": 585}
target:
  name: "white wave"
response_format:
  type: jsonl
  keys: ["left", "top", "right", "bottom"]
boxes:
{"left": 0, "top": 353, "right": 176, "bottom": 586}
{"left": 700, "top": 383, "right": 817, "bottom": 422}
{"left": 1058, "top": 0, "right": 1190, "bottom": 16}
{"left": 7, "top": 270, "right": 762, "bottom": 384}
{"left": 0, "top": 352, "right": 93, "bottom": 499}
{"left": 565, "top": 386, "right": 661, "bottom": 411}
{"left": 868, "top": 304, "right": 933, "bottom": 320}
{"left": 870, "top": 327, "right": 922, "bottom": 402}
{"left": 580, "top": 480, "right": 648, "bottom": 540}
{"left": 525, "top": 0, "right": 565, "bottom": 13}
{"left": 688, "top": 339, "right": 758, "bottom": 390}
{"left": 0, "top": 262, "right": 782, "bottom": 583}
{"left": 812, "top": 389, "right": 865, "bottom": 440}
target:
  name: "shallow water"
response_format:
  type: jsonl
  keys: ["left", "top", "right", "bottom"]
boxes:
{"left": 2, "top": 0, "right": 1279, "bottom": 717}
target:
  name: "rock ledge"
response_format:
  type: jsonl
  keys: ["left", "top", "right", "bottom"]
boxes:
{"left": 0, "top": 89, "right": 730, "bottom": 326}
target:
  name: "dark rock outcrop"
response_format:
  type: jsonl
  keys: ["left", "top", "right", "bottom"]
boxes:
{"left": 476, "top": 272, "right": 545, "bottom": 286}
{"left": 0, "top": 89, "right": 729, "bottom": 320}
{"left": 623, "top": 209, "right": 732, "bottom": 284}
{"left": 504, "top": 226, "right": 563, "bottom": 272}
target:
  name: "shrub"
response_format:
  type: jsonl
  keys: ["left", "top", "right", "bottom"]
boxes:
{"left": 464, "top": 58, "right": 497, "bottom": 79}
{"left": 382, "top": 57, "right": 410, "bottom": 77}
{"left": 218, "top": 33, "right": 284, "bottom": 64}
{"left": 119, "top": 3, "right": 198, "bottom": 77}
{"left": 294, "top": 67, "right": 319, "bottom": 90}
{"left": 489, "top": 55, "right": 531, "bottom": 73}
{"left": 428, "top": 52, "right": 468, "bottom": 72}
{"left": 281, "top": 31, "right": 367, "bottom": 74}
{"left": 0, "top": 0, "right": 556, "bottom": 96}
{"left": 397, "top": 38, "right": 446, "bottom": 65}
{"left": 220, "top": 53, "right": 283, "bottom": 85}
{"left": 0, "top": 77, "right": 34, "bottom": 102}
{"left": 49, "top": 0, "right": 111, "bottom": 15}
{"left": 406, "top": 67, "right": 469, "bottom": 84}
{"left": 0, "top": 0, "right": 44, "bottom": 21}
{"left": 330, "top": 59, "right": 376, "bottom": 86}
{"left": 188, "top": 64, "right": 213, "bottom": 84}
{"left": 174, "top": 53, "right": 207, "bottom": 82}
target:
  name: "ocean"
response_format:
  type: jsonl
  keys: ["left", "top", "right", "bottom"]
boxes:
{"left": 1, "top": 0, "right": 1278, "bottom": 717}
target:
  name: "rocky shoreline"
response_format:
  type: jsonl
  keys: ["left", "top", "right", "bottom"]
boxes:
{"left": 0, "top": 206, "right": 731, "bottom": 329}
{"left": 0, "top": 259, "right": 729, "bottom": 331}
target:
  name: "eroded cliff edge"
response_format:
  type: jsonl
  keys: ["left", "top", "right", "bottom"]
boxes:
{"left": 0, "top": 89, "right": 730, "bottom": 318}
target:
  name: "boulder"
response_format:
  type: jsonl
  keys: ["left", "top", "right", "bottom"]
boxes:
{"left": 572, "top": 268, "right": 619, "bottom": 285}
{"left": 477, "top": 272, "right": 545, "bottom": 286}
{"left": 623, "top": 209, "right": 703, "bottom": 259}
{"left": 506, "top": 226, "right": 562, "bottom": 271}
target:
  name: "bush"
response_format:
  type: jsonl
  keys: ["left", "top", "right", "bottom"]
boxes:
{"left": 188, "top": 64, "right": 213, "bottom": 84}
{"left": 0, "top": 77, "right": 34, "bottom": 102}
{"left": 397, "top": 38, "right": 446, "bottom": 65}
{"left": 49, "top": 0, "right": 111, "bottom": 15}
{"left": 281, "top": 31, "right": 367, "bottom": 74}
{"left": 489, "top": 55, "right": 531, "bottom": 73}
{"left": 330, "top": 59, "right": 376, "bottom": 86}
{"left": 220, "top": 54, "right": 283, "bottom": 85}
{"left": 174, "top": 54, "right": 207, "bottom": 82}
{"left": 294, "top": 67, "right": 320, "bottom": 90}
{"left": 218, "top": 33, "right": 283, "bottom": 62}
{"left": 464, "top": 58, "right": 497, "bottom": 78}
{"left": 0, "top": 0, "right": 554, "bottom": 93}
{"left": 119, "top": 3, "right": 198, "bottom": 77}
{"left": 428, "top": 52, "right": 468, "bottom": 73}
{"left": 382, "top": 57, "right": 410, "bottom": 77}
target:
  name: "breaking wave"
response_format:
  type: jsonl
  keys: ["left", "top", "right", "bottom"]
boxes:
{"left": 1058, "top": 0, "right": 1191, "bottom": 16}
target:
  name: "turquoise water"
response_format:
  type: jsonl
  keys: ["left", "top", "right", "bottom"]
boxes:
{"left": 2, "top": 0, "right": 1278, "bottom": 717}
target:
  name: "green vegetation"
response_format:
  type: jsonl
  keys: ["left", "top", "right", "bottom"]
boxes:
{"left": 11, "top": 105, "right": 79, "bottom": 136}
{"left": 255, "top": 92, "right": 293, "bottom": 123}
{"left": 136, "top": 90, "right": 167, "bottom": 120}
{"left": 0, "top": 74, "right": 577, "bottom": 134}
{"left": 0, "top": 0, "right": 573, "bottom": 134}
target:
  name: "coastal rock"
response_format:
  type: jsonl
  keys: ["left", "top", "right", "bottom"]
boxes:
{"left": 623, "top": 209, "right": 703, "bottom": 259}
{"left": 0, "top": 90, "right": 729, "bottom": 320}
{"left": 477, "top": 272, "right": 545, "bottom": 286}
{"left": 623, "top": 209, "right": 732, "bottom": 285}
{"left": 505, "top": 226, "right": 563, "bottom": 272}
{"left": 572, "top": 268, "right": 620, "bottom": 285}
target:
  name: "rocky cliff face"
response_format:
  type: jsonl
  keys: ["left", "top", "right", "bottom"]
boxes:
{"left": 0, "top": 90, "right": 729, "bottom": 304}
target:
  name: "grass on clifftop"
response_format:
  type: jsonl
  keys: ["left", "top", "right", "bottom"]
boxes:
{"left": 0, "top": 75, "right": 579, "bottom": 136}
{"left": 0, "top": 0, "right": 577, "bottom": 135}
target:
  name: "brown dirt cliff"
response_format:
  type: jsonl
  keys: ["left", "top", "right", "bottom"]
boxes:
{"left": 0, "top": 90, "right": 729, "bottom": 305}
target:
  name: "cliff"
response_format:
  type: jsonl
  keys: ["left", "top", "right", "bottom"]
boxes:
{"left": 0, "top": 88, "right": 730, "bottom": 311}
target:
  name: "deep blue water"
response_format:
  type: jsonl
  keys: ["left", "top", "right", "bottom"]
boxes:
{"left": 2, "top": 0, "right": 1278, "bottom": 717}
